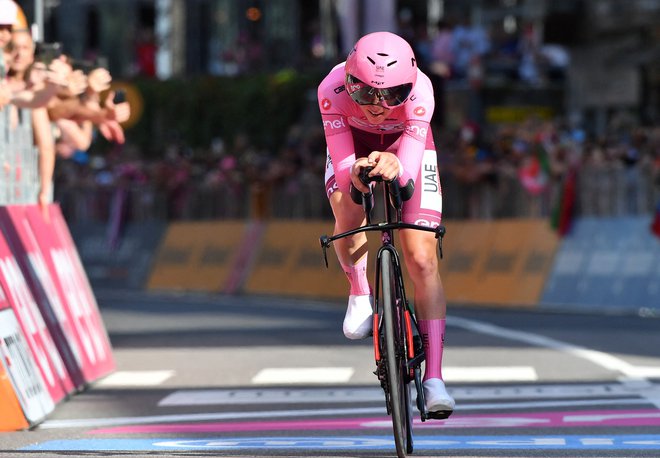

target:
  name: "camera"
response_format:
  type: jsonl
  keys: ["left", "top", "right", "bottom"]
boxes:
{"left": 34, "top": 42, "right": 62, "bottom": 65}
{"left": 113, "top": 90, "right": 126, "bottom": 104}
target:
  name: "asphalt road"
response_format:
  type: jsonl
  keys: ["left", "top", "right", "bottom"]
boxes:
{"left": 1, "top": 289, "right": 660, "bottom": 458}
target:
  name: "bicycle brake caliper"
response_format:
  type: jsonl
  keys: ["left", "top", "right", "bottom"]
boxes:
{"left": 320, "top": 236, "right": 330, "bottom": 268}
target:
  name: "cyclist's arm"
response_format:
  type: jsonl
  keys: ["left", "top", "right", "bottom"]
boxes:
{"left": 317, "top": 66, "right": 363, "bottom": 195}
{"left": 322, "top": 116, "right": 357, "bottom": 194}
{"left": 395, "top": 71, "right": 435, "bottom": 186}
{"left": 396, "top": 119, "right": 432, "bottom": 187}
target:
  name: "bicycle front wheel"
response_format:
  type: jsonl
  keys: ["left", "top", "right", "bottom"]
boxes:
{"left": 380, "top": 249, "right": 413, "bottom": 457}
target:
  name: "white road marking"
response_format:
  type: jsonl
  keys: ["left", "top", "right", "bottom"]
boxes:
{"left": 95, "top": 370, "right": 175, "bottom": 387}
{"left": 444, "top": 366, "right": 537, "bottom": 382}
{"left": 248, "top": 365, "right": 536, "bottom": 386}
{"left": 251, "top": 367, "right": 354, "bottom": 385}
{"left": 159, "top": 387, "right": 382, "bottom": 406}
{"left": 158, "top": 381, "right": 655, "bottom": 407}
{"left": 448, "top": 316, "right": 660, "bottom": 408}
{"left": 44, "top": 314, "right": 660, "bottom": 430}
{"left": 449, "top": 317, "right": 649, "bottom": 377}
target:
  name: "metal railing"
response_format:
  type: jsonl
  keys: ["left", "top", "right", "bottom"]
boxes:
{"left": 53, "top": 160, "right": 659, "bottom": 225}
{"left": 0, "top": 107, "right": 40, "bottom": 206}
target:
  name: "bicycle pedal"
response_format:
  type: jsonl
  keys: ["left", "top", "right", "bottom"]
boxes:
{"left": 425, "top": 410, "right": 453, "bottom": 420}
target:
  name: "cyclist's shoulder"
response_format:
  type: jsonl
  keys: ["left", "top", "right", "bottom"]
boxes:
{"left": 318, "top": 62, "right": 354, "bottom": 115}
{"left": 402, "top": 70, "right": 434, "bottom": 121}
{"left": 318, "top": 62, "right": 347, "bottom": 94}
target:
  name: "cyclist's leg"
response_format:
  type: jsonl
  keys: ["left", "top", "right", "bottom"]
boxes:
{"left": 400, "top": 225, "right": 454, "bottom": 415}
{"left": 398, "top": 146, "right": 454, "bottom": 414}
{"left": 325, "top": 150, "right": 372, "bottom": 338}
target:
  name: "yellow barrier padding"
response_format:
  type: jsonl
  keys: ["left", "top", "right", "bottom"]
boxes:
{"left": 0, "top": 365, "right": 29, "bottom": 431}
{"left": 244, "top": 221, "right": 424, "bottom": 300}
{"left": 438, "top": 219, "right": 490, "bottom": 303}
{"left": 244, "top": 221, "right": 348, "bottom": 298}
{"left": 440, "top": 219, "right": 558, "bottom": 307}
{"left": 148, "top": 218, "right": 557, "bottom": 307}
{"left": 147, "top": 221, "right": 246, "bottom": 292}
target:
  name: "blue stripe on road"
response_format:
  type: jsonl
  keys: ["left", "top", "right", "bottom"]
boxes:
{"left": 21, "top": 435, "right": 660, "bottom": 451}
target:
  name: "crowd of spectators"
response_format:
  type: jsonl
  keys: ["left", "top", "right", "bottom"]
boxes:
{"left": 0, "top": 0, "right": 131, "bottom": 210}
{"left": 35, "top": 7, "right": 659, "bottom": 236}
{"left": 53, "top": 113, "right": 660, "bottom": 232}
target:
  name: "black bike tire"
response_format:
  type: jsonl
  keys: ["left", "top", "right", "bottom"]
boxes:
{"left": 381, "top": 249, "right": 412, "bottom": 457}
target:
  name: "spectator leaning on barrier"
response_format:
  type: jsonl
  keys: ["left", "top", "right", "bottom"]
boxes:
{"left": 0, "top": 0, "right": 17, "bottom": 105}
{"left": 4, "top": 23, "right": 129, "bottom": 209}
{"left": 0, "top": 1, "right": 70, "bottom": 111}
{"left": 46, "top": 57, "right": 127, "bottom": 156}
{"left": 0, "top": 0, "right": 18, "bottom": 53}
{"left": 5, "top": 28, "right": 61, "bottom": 208}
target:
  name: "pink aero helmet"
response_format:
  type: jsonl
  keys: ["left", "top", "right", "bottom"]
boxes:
{"left": 345, "top": 31, "right": 418, "bottom": 108}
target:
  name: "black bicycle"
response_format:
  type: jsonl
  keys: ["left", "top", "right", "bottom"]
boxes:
{"left": 320, "top": 167, "right": 448, "bottom": 458}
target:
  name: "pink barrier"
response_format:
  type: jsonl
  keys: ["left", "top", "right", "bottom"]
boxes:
{"left": 0, "top": 307, "right": 54, "bottom": 427}
{"left": 0, "top": 229, "right": 72, "bottom": 403}
{"left": 0, "top": 204, "right": 115, "bottom": 387}
{"left": 27, "top": 205, "right": 115, "bottom": 382}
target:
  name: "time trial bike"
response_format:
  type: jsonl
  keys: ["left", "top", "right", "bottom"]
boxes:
{"left": 320, "top": 167, "right": 449, "bottom": 458}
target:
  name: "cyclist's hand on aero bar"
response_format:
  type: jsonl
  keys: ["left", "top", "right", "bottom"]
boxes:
{"left": 351, "top": 152, "right": 401, "bottom": 193}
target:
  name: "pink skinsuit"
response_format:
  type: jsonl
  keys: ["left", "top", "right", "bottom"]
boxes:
{"left": 318, "top": 63, "right": 443, "bottom": 227}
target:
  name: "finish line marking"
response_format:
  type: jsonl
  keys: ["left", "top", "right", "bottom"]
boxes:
{"left": 87, "top": 409, "right": 660, "bottom": 434}
{"left": 22, "top": 435, "right": 660, "bottom": 451}
{"left": 39, "top": 397, "right": 658, "bottom": 430}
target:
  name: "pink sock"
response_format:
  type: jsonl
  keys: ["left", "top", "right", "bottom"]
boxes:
{"left": 341, "top": 256, "right": 371, "bottom": 296}
{"left": 419, "top": 319, "right": 445, "bottom": 381}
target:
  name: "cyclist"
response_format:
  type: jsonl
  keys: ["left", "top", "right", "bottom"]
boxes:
{"left": 317, "top": 31, "right": 455, "bottom": 416}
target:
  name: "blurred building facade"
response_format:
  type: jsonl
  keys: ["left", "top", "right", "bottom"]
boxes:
{"left": 17, "top": 0, "right": 660, "bottom": 137}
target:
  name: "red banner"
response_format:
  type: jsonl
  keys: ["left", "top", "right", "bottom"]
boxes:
{"left": 0, "top": 230, "right": 72, "bottom": 403}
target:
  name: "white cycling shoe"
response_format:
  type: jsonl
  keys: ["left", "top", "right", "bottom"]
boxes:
{"left": 423, "top": 378, "right": 455, "bottom": 417}
{"left": 343, "top": 294, "right": 373, "bottom": 340}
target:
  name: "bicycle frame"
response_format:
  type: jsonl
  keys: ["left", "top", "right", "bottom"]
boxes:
{"left": 320, "top": 178, "right": 445, "bottom": 269}
{"left": 320, "top": 174, "right": 447, "bottom": 449}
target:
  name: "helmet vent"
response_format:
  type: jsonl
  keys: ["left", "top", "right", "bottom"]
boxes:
{"left": 367, "top": 56, "right": 376, "bottom": 65}
{"left": 387, "top": 60, "right": 397, "bottom": 67}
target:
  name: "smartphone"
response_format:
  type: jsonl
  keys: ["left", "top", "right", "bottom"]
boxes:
{"left": 35, "top": 42, "right": 62, "bottom": 65}
{"left": 70, "top": 58, "right": 96, "bottom": 74}
{"left": 113, "top": 90, "right": 126, "bottom": 104}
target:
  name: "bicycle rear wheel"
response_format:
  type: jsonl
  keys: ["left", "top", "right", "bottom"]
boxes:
{"left": 380, "top": 249, "right": 413, "bottom": 457}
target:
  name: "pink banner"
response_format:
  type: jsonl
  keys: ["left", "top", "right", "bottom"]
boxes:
{"left": 0, "top": 204, "right": 114, "bottom": 387}
{"left": 0, "top": 230, "right": 72, "bottom": 403}
{"left": 24, "top": 204, "right": 115, "bottom": 383}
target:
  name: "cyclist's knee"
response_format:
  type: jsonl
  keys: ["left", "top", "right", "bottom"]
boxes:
{"left": 405, "top": 246, "right": 437, "bottom": 276}
{"left": 330, "top": 190, "right": 364, "bottom": 225}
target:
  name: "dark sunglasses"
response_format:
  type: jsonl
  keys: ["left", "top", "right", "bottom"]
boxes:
{"left": 345, "top": 74, "right": 413, "bottom": 108}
